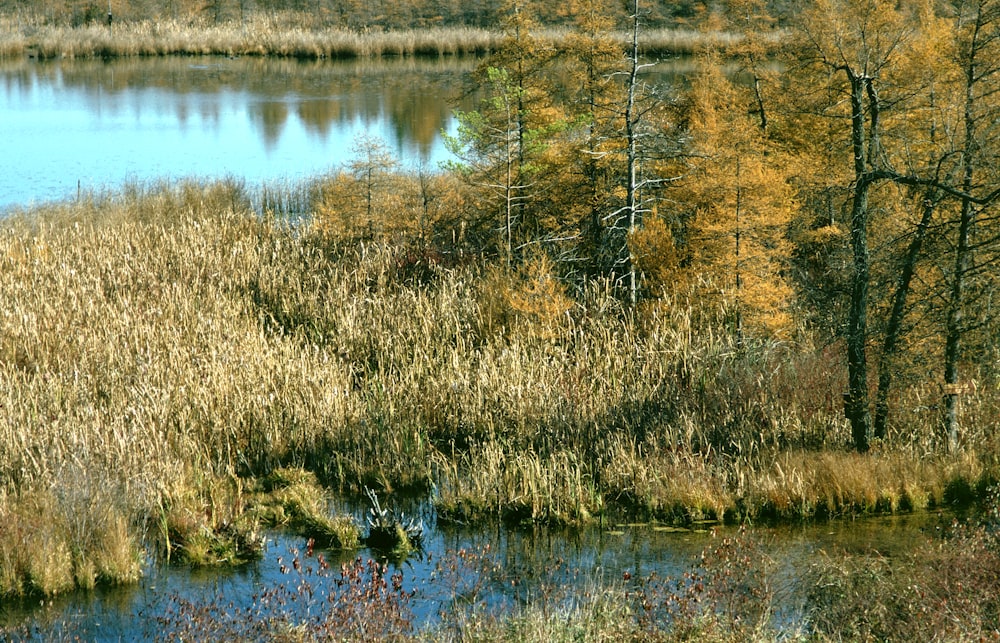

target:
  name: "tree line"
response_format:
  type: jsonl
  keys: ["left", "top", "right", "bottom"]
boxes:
{"left": 328, "top": 0, "right": 1000, "bottom": 455}
{"left": 1, "top": 0, "right": 716, "bottom": 29}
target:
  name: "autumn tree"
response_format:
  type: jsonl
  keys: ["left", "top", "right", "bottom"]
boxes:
{"left": 553, "top": 0, "right": 623, "bottom": 274}
{"left": 804, "top": 0, "right": 1000, "bottom": 449}
{"left": 314, "top": 134, "right": 413, "bottom": 242}
{"left": 777, "top": 0, "right": 1000, "bottom": 451}
{"left": 620, "top": 0, "right": 649, "bottom": 305}
{"left": 870, "top": 2, "right": 957, "bottom": 441}
{"left": 719, "top": 0, "right": 780, "bottom": 133}
{"left": 350, "top": 133, "right": 399, "bottom": 226}
{"left": 678, "top": 51, "right": 796, "bottom": 342}
{"left": 790, "top": 0, "right": 924, "bottom": 451}
{"left": 937, "top": 0, "right": 1000, "bottom": 450}
{"left": 598, "top": 0, "right": 683, "bottom": 305}
{"left": 447, "top": 1, "right": 573, "bottom": 265}
{"left": 446, "top": 67, "right": 538, "bottom": 266}
{"left": 479, "top": 0, "right": 566, "bottom": 244}
{"left": 871, "top": 188, "right": 947, "bottom": 441}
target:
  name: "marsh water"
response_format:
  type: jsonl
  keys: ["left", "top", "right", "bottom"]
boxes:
{"left": 0, "top": 499, "right": 953, "bottom": 640}
{"left": 0, "top": 494, "right": 952, "bottom": 641}
{"left": 0, "top": 55, "right": 476, "bottom": 211}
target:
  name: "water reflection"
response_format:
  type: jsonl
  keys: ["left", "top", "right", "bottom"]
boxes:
{"left": 0, "top": 502, "right": 952, "bottom": 640}
{"left": 0, "top": 54, "right": 699, "bottom": 212}
{"left": 0, "top": 56, "right": 476, "bottom": 210}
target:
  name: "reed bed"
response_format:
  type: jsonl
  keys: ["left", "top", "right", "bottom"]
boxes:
{"left": 0, "top": 12, "right": 740, "bottom": 60}
{"left": 0, "top": 15, "right": 499, "bottom": 60}
{"left": 637, "top": 27, "right": 749, "bottom": 56}
{"left": 0, "top": 178, "right": 996, "bottom": 597}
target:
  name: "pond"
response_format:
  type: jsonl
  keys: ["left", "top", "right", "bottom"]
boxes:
{"left": 0, "top": 55, "right": 476, "bottom": 212}
{"left": 0, "top": 54, "right": 702, "bottom": 213}
{"left": 0, "top": 498, "right": 952, "bottom": 640}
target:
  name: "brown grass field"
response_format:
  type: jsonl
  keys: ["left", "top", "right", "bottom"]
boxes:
{"left": 0, "top": 177, "right": 995, "bottom": 605}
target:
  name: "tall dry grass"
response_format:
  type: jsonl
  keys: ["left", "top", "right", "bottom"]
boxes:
{"left": 0, "top": 177, "right": 997, "bottom": 596}
{"left": 0, "top": 14, "right": 498, "bottom": 59}
{"left": 0, "top": 12, "right": 745, "bottom": 60}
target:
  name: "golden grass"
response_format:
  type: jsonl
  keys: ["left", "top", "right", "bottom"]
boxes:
{"left": 0, "top": 177, "right": 996, "bottom": 596}
{"left": 254, "top": 467, "right": 361, "bottom": 549}
{"left": 0, "top": 15, "right": 499, "bottom": 59}
{"left": 0, "top": 484, "right": 142, "bottom": 596}
{"left": 745, "top": 449, "right": 982, "bottom": 520}
{"left": 435, "top": 442, "right": 604, "bottom": 526}
{"left": 601, "top": 436, "right": 734, "bottom": 523}
{"left": 0, "top": 12, "right": 746, "bottom": 60}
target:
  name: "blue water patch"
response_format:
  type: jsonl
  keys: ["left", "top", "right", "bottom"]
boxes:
{"left": 0, "top": 56, "right": 469, "bottom": 212}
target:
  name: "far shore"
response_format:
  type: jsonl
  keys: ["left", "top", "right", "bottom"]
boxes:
{"left": 0, "top": 14, "right": 744, "bottom": 60}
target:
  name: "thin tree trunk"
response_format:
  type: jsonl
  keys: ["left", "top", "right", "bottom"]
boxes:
{"left": 505, "top": 99, "right": 516, "bottom": 267}
{"left": 942, "top": 1, "right": 987, "bottom": 452}
{"left": 582, "top": 24, "right": 604, "bottom": 274}
{"left": 942, "top": 197, "right": 973, "bottom": 451}
{"left": 873, "top": 192, "right": 938, "bottom": 439}
{"left": 734, "top": 156, "right": 744, "bottom": 349}
{"left": 625, "top": 0, "right": 641, "bottom": 307}
{"left": 751, "top": 68, "right": 767, "bottom": 133}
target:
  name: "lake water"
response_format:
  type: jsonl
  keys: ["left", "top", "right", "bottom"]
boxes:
{"left": 0, "top": 54, "right": 701, "bottom": 214}
{"left": 0, "top": 56, "right": 476, "bottom": 212}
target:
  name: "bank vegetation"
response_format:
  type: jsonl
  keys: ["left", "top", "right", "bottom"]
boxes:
{"left": 0, "top": 4, "right": 744, "bottom": 60}
{"left": 0, "top": 1, "right": 998, "bottom": 630}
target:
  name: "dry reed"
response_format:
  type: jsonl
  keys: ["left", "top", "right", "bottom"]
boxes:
{"left": 0, "top": 177, "right": 996, "bottom": 597}
{"left": 0, "top": 15, "right": 499, "bottom": 60}
{"left": 0, "top": 12, "right": 745, "bottom": 60}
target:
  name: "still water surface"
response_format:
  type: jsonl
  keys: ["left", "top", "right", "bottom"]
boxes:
{"left": 0, "top": 501, "right": 950, "bottom": 640}
{"left": 0, "top": 54, "right": 699, "bottom": 213}
{"left": 0, "top": 56, "right": 475, "bottom": 211}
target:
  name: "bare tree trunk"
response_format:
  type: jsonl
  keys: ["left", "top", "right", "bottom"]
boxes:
{"left": 734, "top": 157, "right": 744, "bottom": 348}
{"left": 873, "top": 192, "right": 938, "bottom": 440}
{"left": 845, "top": 70, "right": 873, "bottom": 453}
{"left": 942, "top": 197, "right": 973, "bottom": 452}
{"left": 505, "top": 109, "right": 516, "bottom": 267}
{"left": 942, "top": 0, "right": 993, "bottom": 452}
{"left": 624, "top": 0, "right": 641, "bottom": 307}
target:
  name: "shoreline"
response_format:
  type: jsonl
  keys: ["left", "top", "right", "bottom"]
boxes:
{"left": 0, "top": 17, "right": 743, "bottom": 60}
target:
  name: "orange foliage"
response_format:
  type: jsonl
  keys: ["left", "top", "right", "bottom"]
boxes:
{"left": 505, "top": 250, "right": 573, "bottom": 339}
{"left": 674, "top": 53, "right": 798, "bottom": 339}
{"left": 629, "top": 214, "right": 684, "bottom": 296}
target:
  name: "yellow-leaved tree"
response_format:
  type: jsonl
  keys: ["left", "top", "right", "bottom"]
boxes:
{"left": 675, "top": 51, "right": 797, "bottom": 342}
{"left": 505, "top": 249, "right": 574, "bottom": 340}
